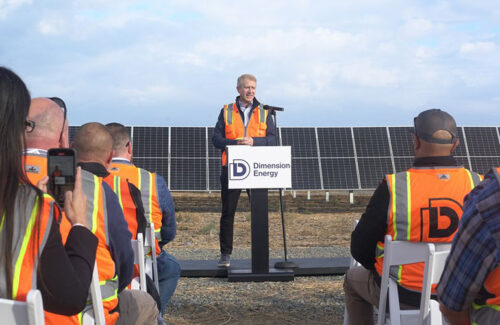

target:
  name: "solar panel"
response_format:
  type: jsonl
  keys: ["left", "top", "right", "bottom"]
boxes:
{"left": 464, "top": 127, "right": 500, "bottom": 156}
{"left": 281, "top": 128, "right": 318, "bottom": 158}
{"left": 455, "top": 156, "right": 471, "bottom": 170}
{"left": 470, "top": 157, "right": 500, "bottom": 175}
{"left": 133, "top": 127, "right": 169, "bottom": 158}
{"left": 291, "top": 158, "right": 321, "bottom": 189}
{"left": 133, "top": 158, "right": 169, "bottom": 181}
{"left": 207, "top": 127, "right": 221, "bottom": 158}
{"left": 394, "top": 157, "right": 414, "bottom": 173}
{"left": 321, "top": 158, "right": 358, "bottom": 189}
{"left": 170, "top": 127, "right": 206, "bottom": 158}
{"left": 453, "top": 127, "right": 468, "bottom": 157}
{"left": 66, "top": 125, "right": 500, "bottom": 191}
{"left": 209, "top": 158, "right": 222, "bottom": 190}
{"left": 389, "top": 127, "right": 413, "bottom": 157}
{"left": 357, "top": 158, "right": 393, "bottom": 188}
{"left": 317, "top": 128, "right": 354, "bottom": 157}
{"left": 170, "top": 158, "right": 206, "bottom": 190}
{"left": 68, "top": 126, "right": 79, "bottom": 143}
{"left": 353, "top": 128, "right": 391, "bottom": 157}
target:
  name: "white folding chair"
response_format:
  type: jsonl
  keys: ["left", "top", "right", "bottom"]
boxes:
{"left": 130, "top": 233, "right": 147, "bottom": 292}
{"left": 0, "top": 289, "right": 44, "bottom": 325}
{"left": 342, "top": 220, "right": 360, "bottom": 325}
{"left": 376, "top": 235, "right": 450, "bottom": 325}
{"left": 144, "top": 225, "right": 160, "bottom": 292}
{"left": 82, "top": 261, "right": 106, "bottom": 325}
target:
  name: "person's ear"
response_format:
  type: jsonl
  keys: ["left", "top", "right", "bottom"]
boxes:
{"left": 450, "top": 138, "right": 459, "bottom": 154}
{"left": 413, "top": 134, "right": 421, "bottom": 152}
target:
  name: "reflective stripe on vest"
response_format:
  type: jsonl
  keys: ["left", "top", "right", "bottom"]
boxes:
{"left": 80, "top": 171, "right": 115, "bottom": 299}
{"left": 221, "top": 103, "right": 267, "bottom": 165}
{"left": 375, "top": 166, "right": 482, "bottom": 292}
{"left": 113, "top": 175, "right": 124, "bottom": 209}
{"left": 138, "top": 168, "right": 153, "bottom": 225}
{"left": 0, "top": 188, "right": 53, "bottom": 300}
{"left": 471, "top": 302, "right": 500, "bottom": 324}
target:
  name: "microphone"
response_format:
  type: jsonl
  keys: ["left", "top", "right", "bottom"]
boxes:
{"left": 263, "top": 105, "right": 284, "bottom": 112}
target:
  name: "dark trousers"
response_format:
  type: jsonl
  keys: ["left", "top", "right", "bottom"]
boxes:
{"left": 219, "top": 166, "right": 250, "bottom": 255}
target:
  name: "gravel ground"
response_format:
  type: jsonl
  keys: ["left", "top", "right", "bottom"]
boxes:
{"left": 164, "top": 246, "right": 349, "bottom": 324}
{"left": 161, "top": 208, "right": 358, "bottom": 324}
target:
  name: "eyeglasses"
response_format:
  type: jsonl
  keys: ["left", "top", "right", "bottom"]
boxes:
{"left": 25, "top": 120, "right": 35, "bottom": 133}
{"left": 49, "top": 97, "right": 67, "bottom": 144}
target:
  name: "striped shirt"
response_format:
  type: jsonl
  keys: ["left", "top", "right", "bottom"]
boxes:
{"left": 437, "top": 169, "right": 500, "bottom": 311}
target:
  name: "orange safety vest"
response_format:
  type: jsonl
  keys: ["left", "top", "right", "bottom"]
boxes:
{"left": 471, "top": 167, "right": 500, "bottom": 322}
{"left": 103, "top": 174, "right": 139, "bottom": 240}
{"left": 221, "top": 102, "right": 268, "bottom": 166}
{"left": 109, "top": 161, "right": 162, "bottom": 255}
{"left": 44, "top": 170, "right": 119, "bottom": 325}
{"left": 375, "top": 166, "right": 482, "bottom": 293}
{"left": 23, "top": 150, "right": 48, "bottom": 186}
{"left": 0, "top": 187, "right": 54, "bottom": 301}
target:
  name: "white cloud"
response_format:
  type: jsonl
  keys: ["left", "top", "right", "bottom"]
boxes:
{"left": 0, "top": 0, "right": 31, "bottom": 19}
{"left": 459, "top": 41, "right": 497, "bottom": 55}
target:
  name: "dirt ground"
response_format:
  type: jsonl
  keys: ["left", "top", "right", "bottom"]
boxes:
{"left": 164, "top": 192, "right": 364, "bottom": 324}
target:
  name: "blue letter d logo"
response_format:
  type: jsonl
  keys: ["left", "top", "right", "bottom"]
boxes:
{"left": 229, "top": 159, "right": 250, "bottom": 180}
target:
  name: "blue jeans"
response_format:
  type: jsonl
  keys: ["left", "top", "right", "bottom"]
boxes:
{"left": 157, "top": 251, "right": 180, "bottom": 314}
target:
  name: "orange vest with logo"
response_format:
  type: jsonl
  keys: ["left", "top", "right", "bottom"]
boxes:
{"left": 103, "top": 174, "right": 139, "bottom": 240}
{"left": 221, "top": 103, "right": 268, "bottom": 165}
{"left": 1, "top": 187, "right": 54, "bottom": 302}
{"left": 44, "top": 171, "right": 119, "bottom": 325}
{"left": 375, "top": 166, "right": 482, "bottom": 293}
{"left": 109, "top": 161, "right": 162, "bottom": 255}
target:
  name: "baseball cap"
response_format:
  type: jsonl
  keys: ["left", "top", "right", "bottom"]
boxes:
{"left": 413, "top": 109, "right": 457, "bottom": 144}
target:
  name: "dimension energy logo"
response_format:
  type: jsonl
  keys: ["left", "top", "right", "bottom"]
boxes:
{"left": 229, "top": 159, "right": 250, "bottom": 180}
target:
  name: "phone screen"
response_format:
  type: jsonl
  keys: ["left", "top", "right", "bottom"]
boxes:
{"left": 47, "top": 148, "right": 76, "bottom": 208}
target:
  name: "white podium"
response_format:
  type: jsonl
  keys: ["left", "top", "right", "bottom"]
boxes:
{"left": 226, "top": 145, "right": 294, "bottom": 282}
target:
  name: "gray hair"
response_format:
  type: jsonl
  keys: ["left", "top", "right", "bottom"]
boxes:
{"left": 237, "top": 74, "right": 257, "bottom": 88}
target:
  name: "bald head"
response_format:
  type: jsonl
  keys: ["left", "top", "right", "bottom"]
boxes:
{"left": 73, "top": 122, "right": 114, "bottom": 166}
{"left": 26, "top": 98, "right": 68, "bottom": 149}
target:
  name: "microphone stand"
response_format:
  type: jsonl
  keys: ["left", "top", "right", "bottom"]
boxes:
{"left": 268, "top": 108, "right": 297, "bottom": 269}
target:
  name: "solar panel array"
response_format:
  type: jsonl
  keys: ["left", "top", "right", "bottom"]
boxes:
{"left": 69, "top": 126, "right": 500, "bottom": 191}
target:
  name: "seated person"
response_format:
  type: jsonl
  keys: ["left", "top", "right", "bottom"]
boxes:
{"left": 437, "top": 167, "right": 500, "bottom": 325}
{"left": 343, "top": 109, "right": 482, "bottom": 325}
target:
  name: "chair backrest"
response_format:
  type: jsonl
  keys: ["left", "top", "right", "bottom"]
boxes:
{"left": 130, "top": 233, "right": 147, "bottom": 292}
{"left": 419, "top": 248, "right": 450, "bottom": 324}
{"left": 377, "top": 235, "right": 450, "bottom": 325}
{"left": 0, "top": 290, "right": 45, "bottom": 325}
{"left": 144, "top": 225, "right": 160, "bottom": 292}
{"left": 82, "top": 261, "right": 106, "bottom": 325}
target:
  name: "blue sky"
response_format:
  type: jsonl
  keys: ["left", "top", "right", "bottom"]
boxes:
{"left": 1, "top": 0, "right": 499, "bottom": 127}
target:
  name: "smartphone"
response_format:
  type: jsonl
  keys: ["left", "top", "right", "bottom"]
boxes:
{"left": 47, "top": 148, "right": 76, "bottom": 208}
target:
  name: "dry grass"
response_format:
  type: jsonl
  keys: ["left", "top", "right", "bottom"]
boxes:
{"left": 172, "top": 211, "right": 358, "bottom": 250}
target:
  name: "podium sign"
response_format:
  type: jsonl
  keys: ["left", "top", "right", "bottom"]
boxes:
{"left": 227, "top": 146, "right": 292, "bottom": 189}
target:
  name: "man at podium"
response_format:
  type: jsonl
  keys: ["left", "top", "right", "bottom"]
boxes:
{"left": 212, "top": 74, "right": 276, "bottom": 267}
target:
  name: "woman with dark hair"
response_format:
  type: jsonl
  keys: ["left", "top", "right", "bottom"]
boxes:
{"left": 0, "top": 66, "right": 98, "bottom": 315}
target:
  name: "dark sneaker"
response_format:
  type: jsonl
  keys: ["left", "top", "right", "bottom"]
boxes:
{"left": 218, "top": 254, "right": 230, "bottom": 267}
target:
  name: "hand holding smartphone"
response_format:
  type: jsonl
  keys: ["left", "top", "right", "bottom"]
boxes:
{"left": 47, "top": 148, "right": 76, "bottom": 208}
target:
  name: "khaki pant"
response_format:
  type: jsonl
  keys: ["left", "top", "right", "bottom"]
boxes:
{"left": 116, "top": 289, "right": 160, "bottom": 325}
{"left": 343, "top": 266, "right": 414, "bottom": 325}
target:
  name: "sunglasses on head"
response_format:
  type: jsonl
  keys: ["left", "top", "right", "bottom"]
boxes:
{"left": 49, "top": 97, "right": 67, "bottom": 144}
